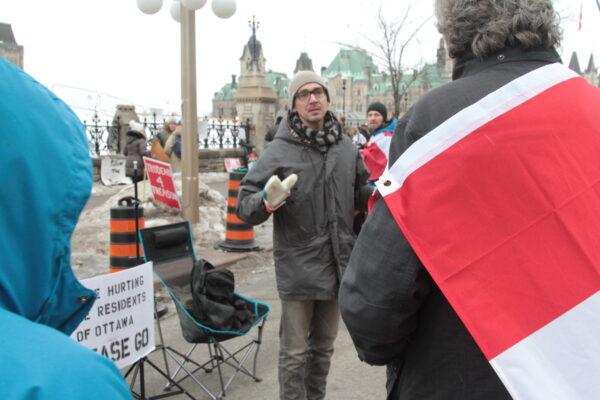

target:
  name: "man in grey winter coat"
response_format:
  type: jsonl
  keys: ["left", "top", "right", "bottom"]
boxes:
{"left": 339, "top": 1, "right": 572, "bottom": 399}
{"left": 237, "top": 70, "right": 370, "bottom": 400}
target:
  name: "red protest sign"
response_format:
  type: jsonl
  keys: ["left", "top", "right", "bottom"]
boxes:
{"left": 143, "top": 157, "right": 181, "bottom": 209}
{"left": 223, "top": 157, "right": 242, "bottom": 172}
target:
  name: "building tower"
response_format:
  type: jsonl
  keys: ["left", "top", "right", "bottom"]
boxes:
{"left": 294, "top": 52, "right": 314, "bottom": 73}
{"left": 584, "top": 54, "right": 599, "bottom": 86}
{"left": 233, "top": 16, "right": 277, "bottom": 153}
{"left": 0, "top": 23, "right": 24, "bottom": 68}
{"left": 568, "top": 52, "right": 582, "bottom": 75}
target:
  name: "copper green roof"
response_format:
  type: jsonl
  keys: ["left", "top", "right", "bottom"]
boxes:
{"left": 419, "top": 63, "right": 447, "bottom": 88}
{"left": 366, "top": 63, "right": 447, "bottom": 96}
{"left": 266, "top": 70, "right": 289, "bottom": 98}
{"left": 214, "top": 82, "right": 237, "bottom": 101}
{"left": 214, "top": 71, "right": 290, "bottom": 101}
{"left": 368, "top": 74, "right": 393, "bottom": 96}
{"left": 323, "top": 48, "right": 378, "bottom": 81}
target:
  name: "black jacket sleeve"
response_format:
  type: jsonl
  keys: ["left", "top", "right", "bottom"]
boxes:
{"left": 339, "top": 197, "right": 432, "bottom": 365}
{"left": 354, "top": 151, "right": 372, "bottom": 211}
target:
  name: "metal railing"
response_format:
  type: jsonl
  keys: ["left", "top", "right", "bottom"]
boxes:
{"left": 201, "top": 119, "right": 248, "bottom": 150}
{"left": 83, "top": 113, "right": 250, "bottom": 157}
{"left": 83, "top": 113, "right": 118, "bottom": 157}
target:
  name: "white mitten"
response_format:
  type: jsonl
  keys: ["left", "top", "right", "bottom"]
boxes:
{"left": 263, "top": 174, "right": 298, "bottom": 212}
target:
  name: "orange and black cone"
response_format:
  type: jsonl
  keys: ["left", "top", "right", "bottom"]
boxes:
{"left": 109, "top": 196, "right": 145, "bottom": 272}
{"left": 219, "top": 171, "right": 260, "bottom": 252}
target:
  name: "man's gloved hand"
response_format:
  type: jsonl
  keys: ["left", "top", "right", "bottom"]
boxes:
{"left": 263, "top": 174, "right": 298, "bottom": 212}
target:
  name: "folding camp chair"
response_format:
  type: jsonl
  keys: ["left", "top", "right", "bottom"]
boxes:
{"left": 139, "top": 221, "right": 270, "bottom": 400}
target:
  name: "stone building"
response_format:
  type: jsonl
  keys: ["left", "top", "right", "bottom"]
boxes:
{"left": 212, "top": 74, "right": 238, "bottom": 120}
{"left": 213, "top": 56, "right": 303, "bottom": 122}
{"left": 230, "top": 19, "right": 278, "bottom": 153}
{"left": 213, "top": 37, "right": 453, "bottom": 129}
{"left": 323, "top": 39, "right": 452, "bottom": 125}
{"left": 0, "top": 23, "right": 24, "bottom": 68}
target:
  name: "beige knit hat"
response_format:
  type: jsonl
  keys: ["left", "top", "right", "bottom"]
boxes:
{"left": 287, "top": 70, "right": 330, "bottom": 109}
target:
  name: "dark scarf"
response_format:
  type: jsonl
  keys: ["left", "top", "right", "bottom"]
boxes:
{"left": 287, "top": 111, "right": 342, "bottom": 152}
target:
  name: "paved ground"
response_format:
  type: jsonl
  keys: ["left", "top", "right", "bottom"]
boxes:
{"left": 126, "top": 260, "right": 387, "bottom": 400}
{"left": 85, "top": 176, "right": 387, "bottom": 399}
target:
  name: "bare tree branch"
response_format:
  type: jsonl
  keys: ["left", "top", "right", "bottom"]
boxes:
{"left": 338, "top": 1, "right": 432, "bottom": 115}
{"left": 379, "top": 2, "right": 431, "bottom": 114}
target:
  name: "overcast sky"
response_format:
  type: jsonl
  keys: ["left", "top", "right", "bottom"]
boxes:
{"left": 2, "top": 0, "right": 598, "bottom": 121}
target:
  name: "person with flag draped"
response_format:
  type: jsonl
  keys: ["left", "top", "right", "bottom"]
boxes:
{"left": 339, "top": 1, "right": 600, "bottom": 399}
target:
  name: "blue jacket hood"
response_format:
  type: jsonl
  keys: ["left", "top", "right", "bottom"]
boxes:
{"left": 0, "top": 57, "right": 96, "bottom": 334}
{"left": 371, "top": 118, "right": 398, "bottom": 137}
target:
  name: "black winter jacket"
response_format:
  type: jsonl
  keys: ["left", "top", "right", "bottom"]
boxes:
{"left": 124, "top": 130, "right": 146, "bottom": 182}
{"left": 339, "top": 46, "right": 563, "bottom": 400}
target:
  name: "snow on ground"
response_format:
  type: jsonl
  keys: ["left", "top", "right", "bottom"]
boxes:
{"left": 198, "top": 172, "right": 230, "bottom": 184}
{"left": 71, "top": 172, "right": 229, "bottom": 279}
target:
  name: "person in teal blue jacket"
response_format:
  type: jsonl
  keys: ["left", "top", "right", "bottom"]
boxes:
{"left": 0, "top": 57, "right": 131, "bottom": 399}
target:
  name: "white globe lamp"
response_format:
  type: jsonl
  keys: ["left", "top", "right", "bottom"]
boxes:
{"left": 182, "top": 0, "right": 207, "bottom": 10}
{"left": 170, "top": 0, "right": 181, "bottom": 22}
{"left": 136, "top": 0, "right": 163, "bottom": 14}
{"left": 212, "top": 0, "right": 236, "bottom": 19}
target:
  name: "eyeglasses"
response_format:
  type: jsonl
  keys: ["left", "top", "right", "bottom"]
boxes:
{"left": 295, "top": 87, "right": 325, "bottom": 103}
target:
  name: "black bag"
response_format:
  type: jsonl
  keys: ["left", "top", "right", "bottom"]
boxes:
{"left": 189, "top": 259, "right": 253, "bottom": 332}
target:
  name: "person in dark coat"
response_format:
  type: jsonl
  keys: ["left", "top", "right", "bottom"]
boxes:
{"left": 339, "top": 1, "right": 565, "bottom": 399}
{"left": 124, "top": 120, "right": 147, "bottom": 182}
{"left": 237, "top": 70, "right": 370, "bottom": 400}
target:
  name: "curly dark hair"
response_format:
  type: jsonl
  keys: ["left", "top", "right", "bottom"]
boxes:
{"left": 434, "top": 0, "right": 562, "bottom": 60}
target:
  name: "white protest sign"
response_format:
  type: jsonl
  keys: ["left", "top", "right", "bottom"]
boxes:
{"left": 101, "top": 157, "right": 130, "bottom": 186}
{"left": 71, "top": 262, "right": 155, "bottom": 369}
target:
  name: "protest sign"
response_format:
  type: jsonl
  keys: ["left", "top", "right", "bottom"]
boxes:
{"left": 224, "top": 157, "right": 242, "bottom": 172}
{"left": 143, "top": 157, "right": 181, "bottom": 209}
{"left": 100, "top": 157, "right": 129, "bottom": 186}
{"left": 71, "top": 262, "right": 155, "bottom": 369}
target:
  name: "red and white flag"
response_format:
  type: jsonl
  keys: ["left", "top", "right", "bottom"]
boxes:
{"left": 363, "top": 131, "right": 394, "bottom": 181}
{"left": 377, "top": 63, "right": 600, "bottom": 399}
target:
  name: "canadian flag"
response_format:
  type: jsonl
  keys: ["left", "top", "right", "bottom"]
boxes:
{"left": 377, "top": 63, "right": 600, "bottom": 399}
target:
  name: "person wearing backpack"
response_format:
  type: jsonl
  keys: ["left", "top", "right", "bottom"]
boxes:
{"left": 164, "top": 125, "right": 183, "bottom": 172}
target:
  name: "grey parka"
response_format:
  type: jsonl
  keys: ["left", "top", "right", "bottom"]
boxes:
{"left": 237, "top": 118, "right": 370, "bottom": 300}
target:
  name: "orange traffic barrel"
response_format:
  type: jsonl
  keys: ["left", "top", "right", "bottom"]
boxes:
{"left": 218, "top": 170, "right": 260, "bottom": 252}
{"left": 109, "top": 196, "right": 145, "bottom": 272}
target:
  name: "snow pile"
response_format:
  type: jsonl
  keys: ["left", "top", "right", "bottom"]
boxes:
{"left": 72, "top": 173, "right": 228, "bottom": 278}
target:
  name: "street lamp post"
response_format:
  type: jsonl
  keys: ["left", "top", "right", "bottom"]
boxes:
{"left": 137, "top": 0, "right": 236, "bottom": 224}
{"left": 180, "top": 6, "right": 199, "bottom": 222}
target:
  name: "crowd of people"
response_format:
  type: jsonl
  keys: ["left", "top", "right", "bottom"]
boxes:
{"left": 239, "top": 0, "right": 600, "bottom": 399}
{"left": 3, "top": 0, "right": 600, "bottom": 399}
